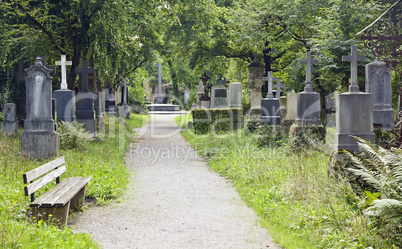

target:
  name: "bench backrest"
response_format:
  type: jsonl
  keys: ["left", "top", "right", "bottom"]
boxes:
{"left": 23, "top": 156, "right": 66, "bottom": 202}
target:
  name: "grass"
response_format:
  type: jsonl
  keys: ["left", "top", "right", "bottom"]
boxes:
{"left": 179, "top": 116, "right": 396, "bottom": 248}
{"left": 0, "top": 113, "right": 149, "bottom": 248}
{"left": 174, "top": 112, "right": 192, "bottom": 129}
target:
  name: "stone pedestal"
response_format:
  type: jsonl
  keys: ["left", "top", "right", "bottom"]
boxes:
{"left": 295, "top": 91, "right": 322, "bottom": 126}
{"left": 76, "top": 92, "right": 96, "bottom": 136}
{"left": 21, "top": 131, "right": 60, "bottom": 158}
{"left": 260, "top": 98, "right": 280, "bottom": 125}
{"left": 366, "top": 59, "right": 394, "bottom": 129}
{"left": 211, "top": 85, "right": 228, "bottom": 108}
{"left": 247, "top": 61, "right": 265, "bottom": 123}
{"left": 1, "top": 103, "right": 18, "bottom": 135}
{"left": 200, "top": 100, "right": 210, "bottom": 109}
{"left": 229, "top": 82, "right": 242, "bottom": 108}
{"left": 53, "top": 90, "right": 75, "bottom": 122}
{"left": 334, "top": 92, "right": 375, "bottom": 151}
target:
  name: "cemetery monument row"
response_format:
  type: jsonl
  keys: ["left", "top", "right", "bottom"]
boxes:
{"left": 21, "top": 57, "right": 60, "bottom": 158}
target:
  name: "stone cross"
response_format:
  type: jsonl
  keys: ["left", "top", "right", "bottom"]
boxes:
{"left": 262, "top": 71, "right": 277, "bottom": 98}
{"left": 156, "top": 63, "right": 163, "bottom": 104}
{"left": 55, "top": 55, "right": 72, "bottom": 90}
{"left": 342, "top": 45, "right": 366, "bottom": 92}
{"left": 273, "top": 78, "right": 285, "bottom": 98}
{"left": 75, "top": 60, "right": 95, "bottom": 92}
{"left": 299, "top": 51, "right": 318, "bottom": 92}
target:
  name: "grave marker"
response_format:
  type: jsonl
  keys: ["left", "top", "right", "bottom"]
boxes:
{"left": 261, "top": 71, "right": 280, "bottom": 125}
{"left": 334, "top": 45, "right": 375, "bottom": 151}
{"left": 75, "top": 61, "right": 96, "bottom": 136}
{"left": 21, "top": 57, "right": 60, "bottom": 158}
{"left": 55, "top": 55, "right": 72, "bottom": 90}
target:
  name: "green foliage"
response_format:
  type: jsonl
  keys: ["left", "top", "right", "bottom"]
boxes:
{"left": 182, "top": 129, "right": 396, "bottom": 248}
{"left": 191, "top": 108, "right": 243, "bottom": 134}
{"left": 0, "top": 114, "right": 148, "bottom": 247}
{"left": 341, "top": 138, "right": 402, "bottom": 245}
{"left": 58, "top": 121, "right": 93, "bottom": 151}
{"left": 257, "top": 124, "right": 283, "bottom": 148}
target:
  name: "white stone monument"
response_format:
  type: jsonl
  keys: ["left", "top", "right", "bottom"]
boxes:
{"left": 211, "top": 74, "right": 228, "bottom": 108}
{"left": 53, "top": 55, "right": 75, "bottom": 122}
{"left": 334, "top": 45, "right": 375, "bottom": 151}
{"left": 247, "top": 61, "right": 265, "bottom": 122}
{"left": 229, "top": 82, "right": 242, "bottom": 108}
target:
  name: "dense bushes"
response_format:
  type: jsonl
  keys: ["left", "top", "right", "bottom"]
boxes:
{"left": 191, "top": 108, "right": 243, "bottom": 134}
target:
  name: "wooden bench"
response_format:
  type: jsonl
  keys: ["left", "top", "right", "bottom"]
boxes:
{"left": 23, "top": 156, "right": 91, "bottom": 226}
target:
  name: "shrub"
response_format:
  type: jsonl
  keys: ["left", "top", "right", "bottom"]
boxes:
{"left": 191, "top": 108, "right": 243, "bottom": 134}
{"left": 58, "top": 121, "right": 93, "bottom": 150}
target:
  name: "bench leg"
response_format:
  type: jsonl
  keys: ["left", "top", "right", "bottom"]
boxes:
{"left": 33, "top": 202, "right": 70, "bottom": 227}
{"left": 70, "top": 186, "right": 87, "bottom": 211}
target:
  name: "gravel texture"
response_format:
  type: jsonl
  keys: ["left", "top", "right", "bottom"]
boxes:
{"left": 70, "top": 114, "right": 280, "bottom": 249}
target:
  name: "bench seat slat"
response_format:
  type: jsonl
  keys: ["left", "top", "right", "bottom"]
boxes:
{"left": 41, "top": 177, "right": 82, "bottom": 207}
{"left": 53, "top": 177, "right": 91, "bottom": 207}
{"left": 30, "top": 177, "right": 76, "bottom": 207}
{"left": 24, "top": 166, "right": 66, "bottom": 197}
{"left": 23, "top": 157, "right": 65, "bottom": 184}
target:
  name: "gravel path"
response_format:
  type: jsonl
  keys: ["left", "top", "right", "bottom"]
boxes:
{"left": 70, "top": 114, "right": 280, "bottom": 249}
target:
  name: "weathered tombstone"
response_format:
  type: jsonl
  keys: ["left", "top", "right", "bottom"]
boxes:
{"left": 296, "top": 51, "right": 321, "bottom": 126}
{"left": 1, "top": 103, "right": 18, "bottom": 135}
{"left": 75, "top": 61, "right": 96, "bottom": 136}
{"left": 290, "top": 51, "right": 324, "bottom": 139}
{"left": 196, "top": 79, "right": 205, "bottom": 107}
{"left": 156, "top": 63, "right": 163, "bottom": 104}
{"left": 105, "top": 87, "right": 117, "bottom": 116}
{"left": 119, "top": 78, "right": 130, "bottom": 119}
{"left": 247, "top": 60, "right": 265, "bottom": 123}
{"left": 229, "top": 82, "right": 242, "bottom": 108}
{"left": 21, "top": 58, "right": 60, "bottom": 158}
{"left": 261, "top": 71, "right": 280, "bottom": 125}
{"left": 211, "top": 74, "right": 228, "bottom": 108}
{"left": 365, "top": 58, "right": 394, "bottom": 129}
{"left": 281, "top": 90, "right": 297, "bottom": 133}
{"left": 334, "top": 45, "right": 375, "bottom": 151}
{"left": 53, "top": 55, "right": 75, "bottom": 123}
{"left": 184, "top": 89, "right": 190, "bottom": 104}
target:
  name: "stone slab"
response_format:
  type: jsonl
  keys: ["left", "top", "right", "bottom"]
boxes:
{"left": 296, "top": 91, "right": 321, "bottom": 125}
{"left": 1, "top": 121, "right": 18, "bottom": 135}
{"left": 21, "top": 131, "right": 60, "bottom": 158}
{"left": 77, "top": 119, "right": 96, "bottom": 137}
{"left": 53, "top": 90, "right": 75, "bottom": 122}
{"left": 334, "top": 92, "right": 375, "bottom": 151}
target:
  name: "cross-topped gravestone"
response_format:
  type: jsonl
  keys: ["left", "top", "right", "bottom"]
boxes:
{"left": 299, "top": 51, "right": 318, "bottom": 92}
{"left": 55, "top": 55, "right": 72, "bottom": 90}
{"left": 262, "top": 71, "right": 277, "bottom": 98}
{"left": 342, "top": 45, "right": 366, "bottom": 92}
{"left": 273, "top": 78, "right": 285, "bottom": 98}
{"left": 75, "top": 61, "right": 94, "bottom": 92}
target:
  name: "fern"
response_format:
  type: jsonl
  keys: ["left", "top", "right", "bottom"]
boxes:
{"left": 343, "top": 138, "right": 402, "bottom": 225}
{"left": 58, "top": 121, "right": 93, "bottom": 150}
